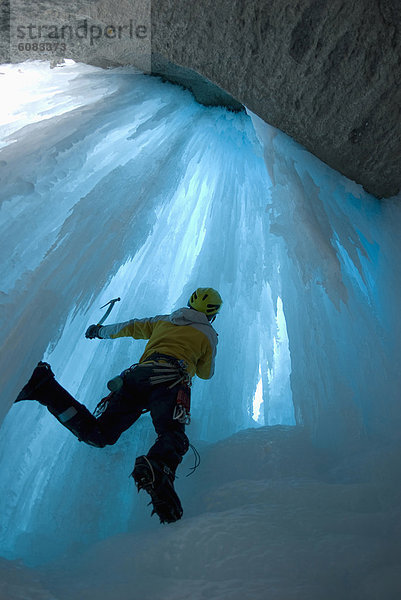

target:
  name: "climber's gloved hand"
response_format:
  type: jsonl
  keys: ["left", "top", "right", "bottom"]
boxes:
{"left": 85, "top": 324, "right": 102, "bottom": 339}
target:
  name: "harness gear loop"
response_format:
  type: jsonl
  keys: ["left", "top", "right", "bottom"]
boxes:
{"left": 173, "top": 385, "right": 191, "bottom": 425}
{"left": 145, "top": 353, "right": 192, "bottom": 389}
{"left": 93, "top": 392, "right": 113, "bottom": 418}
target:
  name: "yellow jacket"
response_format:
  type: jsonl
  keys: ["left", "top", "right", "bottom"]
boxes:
{"left": 98, "top": 307, "right": 218, "bottom": 379}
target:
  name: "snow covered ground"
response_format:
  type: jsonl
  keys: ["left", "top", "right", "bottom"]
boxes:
{"left": 1, "top": 426, "right": 401, "bottom": 600}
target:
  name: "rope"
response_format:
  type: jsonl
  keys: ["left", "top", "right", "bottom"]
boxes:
{"left": 186, "top": 443, "right": 201, "bottom": 477}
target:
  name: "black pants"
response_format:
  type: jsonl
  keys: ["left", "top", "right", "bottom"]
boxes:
{"left": 38, "top": 364, "right": 189, "bottom": 473}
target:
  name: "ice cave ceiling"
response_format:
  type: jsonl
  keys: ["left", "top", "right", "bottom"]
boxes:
{"left": 1, "top": 0, "right": 400, "bottom": 199}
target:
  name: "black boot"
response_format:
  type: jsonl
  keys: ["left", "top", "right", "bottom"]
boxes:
{"left": 15, "top": 362, "right": 106, "bottom": 447}
{"left": 15, "top": 362, "right": 54, "bottom": 402}
{"left": 131, "top": 455, "right": 183, "bottom": 524}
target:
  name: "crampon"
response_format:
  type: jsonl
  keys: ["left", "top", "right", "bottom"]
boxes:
{"left": 132, "top": 455, "right": 183, "bottom": 524}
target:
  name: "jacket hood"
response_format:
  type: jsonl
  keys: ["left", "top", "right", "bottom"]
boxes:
{"left": 170, "top": 307, "right": 212, "bottom": 327}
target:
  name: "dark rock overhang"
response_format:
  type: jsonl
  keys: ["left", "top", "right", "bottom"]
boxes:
{"left": 1, "top": 0, "right": 400, "bottom": 198}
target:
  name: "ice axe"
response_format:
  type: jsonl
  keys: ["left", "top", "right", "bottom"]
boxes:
{"left": 97, "top": 297, "right": 120, "bottom": 325}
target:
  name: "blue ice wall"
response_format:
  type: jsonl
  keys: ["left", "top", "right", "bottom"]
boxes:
{"left": 251, "top": 111, "right": 401, "bottom": 451}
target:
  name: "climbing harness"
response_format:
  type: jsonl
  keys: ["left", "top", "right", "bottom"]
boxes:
{"left": 146, "top": 353, "right": 191, "bottom": 389}
{"left": 144, "top": 353, "right": 192, "bottom": 424}
{"left": 106, "top": 353, "right": 191, "bottom": 392}
{"left": 96, "top": 353, "right": 192, "bottom": 422}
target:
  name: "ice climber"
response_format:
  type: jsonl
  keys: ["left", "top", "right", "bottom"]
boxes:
{"left": 14, "top": 288, "right": 222, "bottom": 524}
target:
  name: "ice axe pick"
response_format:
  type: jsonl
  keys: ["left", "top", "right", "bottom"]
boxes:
{"left": 97, "top": 297, "right": 120, "bottom": 325}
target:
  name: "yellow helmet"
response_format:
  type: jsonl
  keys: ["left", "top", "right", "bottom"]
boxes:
{"left": 188, "top": 287, "right": 223, "bottom": 317}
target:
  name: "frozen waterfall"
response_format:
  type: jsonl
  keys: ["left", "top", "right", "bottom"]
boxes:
{"left": 0, "top": 61, "right": 400, "bottom": 599}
